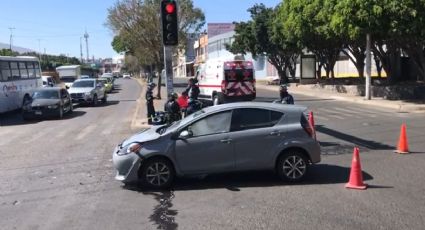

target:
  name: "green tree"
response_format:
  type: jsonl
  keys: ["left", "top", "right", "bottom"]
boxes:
{"left": 390, "top": 0, "right": 425, "bottom": 82}
{"left": 0, "top": 49, "right": 19, "bottom": 56}
{"left": 278, "top": 0, "right": 343, "bottom": 79}
{"left": 228, "top": 4, "right": 301, "bottom": 84}
{"left": 106, "top": 0, "right": 205, "bottom": 98}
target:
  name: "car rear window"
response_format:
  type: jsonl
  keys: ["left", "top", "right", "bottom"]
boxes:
{"left": 231, "top": 108, "right": 283, "bottom": 131}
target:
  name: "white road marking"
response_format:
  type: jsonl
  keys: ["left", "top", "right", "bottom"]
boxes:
{"left": 75, "top": 124, "right": 97, "bottom": 140}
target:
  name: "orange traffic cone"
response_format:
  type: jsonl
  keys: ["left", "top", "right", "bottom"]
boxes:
{"left": 395, "top": 123, "right": 409, "bottom": 154}
{"left": 308, "top": 111, "right": 317, "bottom": 140}
{"left": 345, "top": 147, "right": 367, "bottom": 190}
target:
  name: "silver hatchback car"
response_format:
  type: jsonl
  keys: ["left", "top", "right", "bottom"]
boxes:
{"left": 113, "top": 102, "right": 321, "bottom": 189}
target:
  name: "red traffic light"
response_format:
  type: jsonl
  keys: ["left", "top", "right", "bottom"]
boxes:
{"left": 165, "top": 3, "right": 176, "bottom": 14}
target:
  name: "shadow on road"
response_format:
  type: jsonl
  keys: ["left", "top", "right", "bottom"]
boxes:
{"left": 73, "top": 101, "right": 120, "bottom": 109}
{"left": 317, "top": 125, "right": 395, "bottom": 150}
{"left": 123, "top": 164, "right": 373, "bottom": 192}
{"left": 0, "top": 110, "right": 86, "bottom": 126}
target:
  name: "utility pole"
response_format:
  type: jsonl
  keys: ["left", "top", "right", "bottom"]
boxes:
{"left": 37, "top": 39, "right": 42, "bottom": 61}
{"left": 84, "top": 30, "right": 89, "bottom": 63}
{"left": 8, "top": 27, "right": 15, "bottom": 51}
{"left": 80, "top": 37, "right": 84, "bottom": 63}
{"left": 365, "top": 33, "right": 372, "bottom": 100}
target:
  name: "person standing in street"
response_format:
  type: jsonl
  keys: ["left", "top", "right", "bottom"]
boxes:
{"left": 146, "top": 83, "right": 156, "bottom": 124}
{"left": 184, "top": 78, "right": 200, "bottom": 100}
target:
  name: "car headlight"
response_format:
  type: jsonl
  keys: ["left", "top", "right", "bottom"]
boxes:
{"left": 84, "top": 92, "right": 91, "bottom": 96}
{"left": 125, "top": 143, "right": 142, "bottom": 155}
{"left": 48, "top": 104, "right": 59, "bottom": 109}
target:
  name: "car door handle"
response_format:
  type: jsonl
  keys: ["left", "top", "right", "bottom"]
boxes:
{"left": 270, "top": 131, "right": 281, "bottom": 136}
{"left": 220, "top": 139, "right": 232, "bottom": 144}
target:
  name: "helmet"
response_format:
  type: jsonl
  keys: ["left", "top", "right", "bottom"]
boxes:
{"left": 171, "top": 92, "right": 178, "bottom": 99}
{"left": 280, "top": 84, "right": 288, "bottom": 90}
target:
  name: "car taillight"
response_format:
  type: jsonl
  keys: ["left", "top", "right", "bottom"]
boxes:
{"left": 301, "top": 115, "right": 314, "bottom": 138}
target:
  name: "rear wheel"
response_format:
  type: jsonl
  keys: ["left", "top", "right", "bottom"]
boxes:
{"left": 277, "top": 151, "right": 308, "bottom": 182}
{"left": 140, "top": 158, "right": 175, "bottom": 189}
{"left": 102, "top": 94, "right": 107, "bottom": 104}
{"left": 58, "top": 106, "right": 64, "bottom": 119}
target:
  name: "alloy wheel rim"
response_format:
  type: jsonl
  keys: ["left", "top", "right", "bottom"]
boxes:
{"left": 146, "top": 162, "right": 170, "bottom": 186}
{"left": 282, "top": 155, "right": 306, "bottom": 179}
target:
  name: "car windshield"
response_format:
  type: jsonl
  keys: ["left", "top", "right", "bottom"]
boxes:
{"left": 98, "top": 79, "right": 108, "bottom": 84}
{"left": 32, "top": 90, "right": 59, "bottom": 99}
{"left": 99, "top": 77, "right": 111, "bottom": 83}
{"left": 61, "top": 77, "right": 76, "bottom": 83}
{"left": 72, "top": 81, "right": 94, "bottom": 88}
{"left": 158, "top": 109, "right": 205, "bottom": 135}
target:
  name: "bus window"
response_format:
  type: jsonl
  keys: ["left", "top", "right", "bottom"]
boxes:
{"left": 28, "top": 62, "right": 35, "bottom": 78}
{"left": 35, "top": 68, "right": 41, "bottom": 78}
{"left": 0, "top": 61, "right": 11, "bottom": 81}
{"left": 10, "top": 62, "right": 20, "bottom": 80}
{"left": 19, "top": 62, "right": 29, "bottom": 79}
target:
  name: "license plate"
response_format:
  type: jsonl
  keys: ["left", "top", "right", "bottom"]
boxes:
{"left": 35, "top": 111, "right": 42, "bottom": 115}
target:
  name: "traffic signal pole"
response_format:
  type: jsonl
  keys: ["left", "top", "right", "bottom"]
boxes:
{"left": 164, "top": 46, "right": 174, "bottom": 97}
{"left": 365, "top": 33, "right": 372, "bottom": 100}
{"left": 161, "top": 0, "right": 178, "bottom": 99}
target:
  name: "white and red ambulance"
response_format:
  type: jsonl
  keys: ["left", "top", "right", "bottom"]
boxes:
{"left": 196, "top": 56, "right": 256, "bottom": 105}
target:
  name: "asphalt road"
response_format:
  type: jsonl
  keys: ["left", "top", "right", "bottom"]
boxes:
{"left": 0, "top": 79, "right": 424, "bottom": 230}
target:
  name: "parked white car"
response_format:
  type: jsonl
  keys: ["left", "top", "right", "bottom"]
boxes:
{"left": 68, "top": 79, "right": 107, "bottom": 106}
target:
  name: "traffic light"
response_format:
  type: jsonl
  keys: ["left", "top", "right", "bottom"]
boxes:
{"left": 161, "top": 0, "right": 178, "bottom": 46}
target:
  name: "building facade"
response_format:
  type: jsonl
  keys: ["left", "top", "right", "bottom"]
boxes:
{"left": 173, "top": 34, "right": 198, "bottom": 78}
{"left": 194, "top": 33, "right": 208, "bottom": 68}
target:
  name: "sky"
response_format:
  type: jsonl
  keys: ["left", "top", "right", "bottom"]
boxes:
{"left": 0, "top": 0, "right": 281, "bottom": 59}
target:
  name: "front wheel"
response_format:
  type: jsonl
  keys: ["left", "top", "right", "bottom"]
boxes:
{"left": 92, "top": 95, "right": 98, "bottom": 107}
{"left": 102, "top": 94, "right": 107, "bottom": 104}
{"left": 58, "top": 106, "right": 64, "bottom": 119}
{"left": 140, "top": 158, "right": 175, "bottom": 189}
{"left": 277, "top": 151, "right": 308, "bottom": 182}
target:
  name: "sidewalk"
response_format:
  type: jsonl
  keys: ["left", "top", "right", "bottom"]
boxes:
{"left": 256, "top": 82, "right": 425, "bottom": 112}
{"left": 131, "top": 78, "right": 168, "bottom": 130}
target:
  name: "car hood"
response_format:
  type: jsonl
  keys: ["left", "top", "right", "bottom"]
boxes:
{"left": 122, "top": 127, "right": 161, "bottom": 147}
{"left": 31, "top": 99, "right": 61, "bottom": 106}
{"left": 68, "top": 88, "right": 94, "bottom": 94}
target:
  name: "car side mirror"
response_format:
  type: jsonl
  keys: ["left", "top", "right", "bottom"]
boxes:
{"left": 65, "top": 85, "right": 69, "bottom": 89}
{"left": 179, "top": 130, "right": 192, "bottom": 139}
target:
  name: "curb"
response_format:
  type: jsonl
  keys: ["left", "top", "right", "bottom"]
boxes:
{"left": 131, "top": 78, "right": 168, "bottom": 130}
{"left": 131, "top": 78, "right": 151, "bottom": 130}
{"left": 255, "top": 84, "right": 425, "bottom": 112}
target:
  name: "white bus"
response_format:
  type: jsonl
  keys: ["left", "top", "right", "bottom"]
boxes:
{"left": 0, "top": 56, "right": 42, "bottom": 113}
